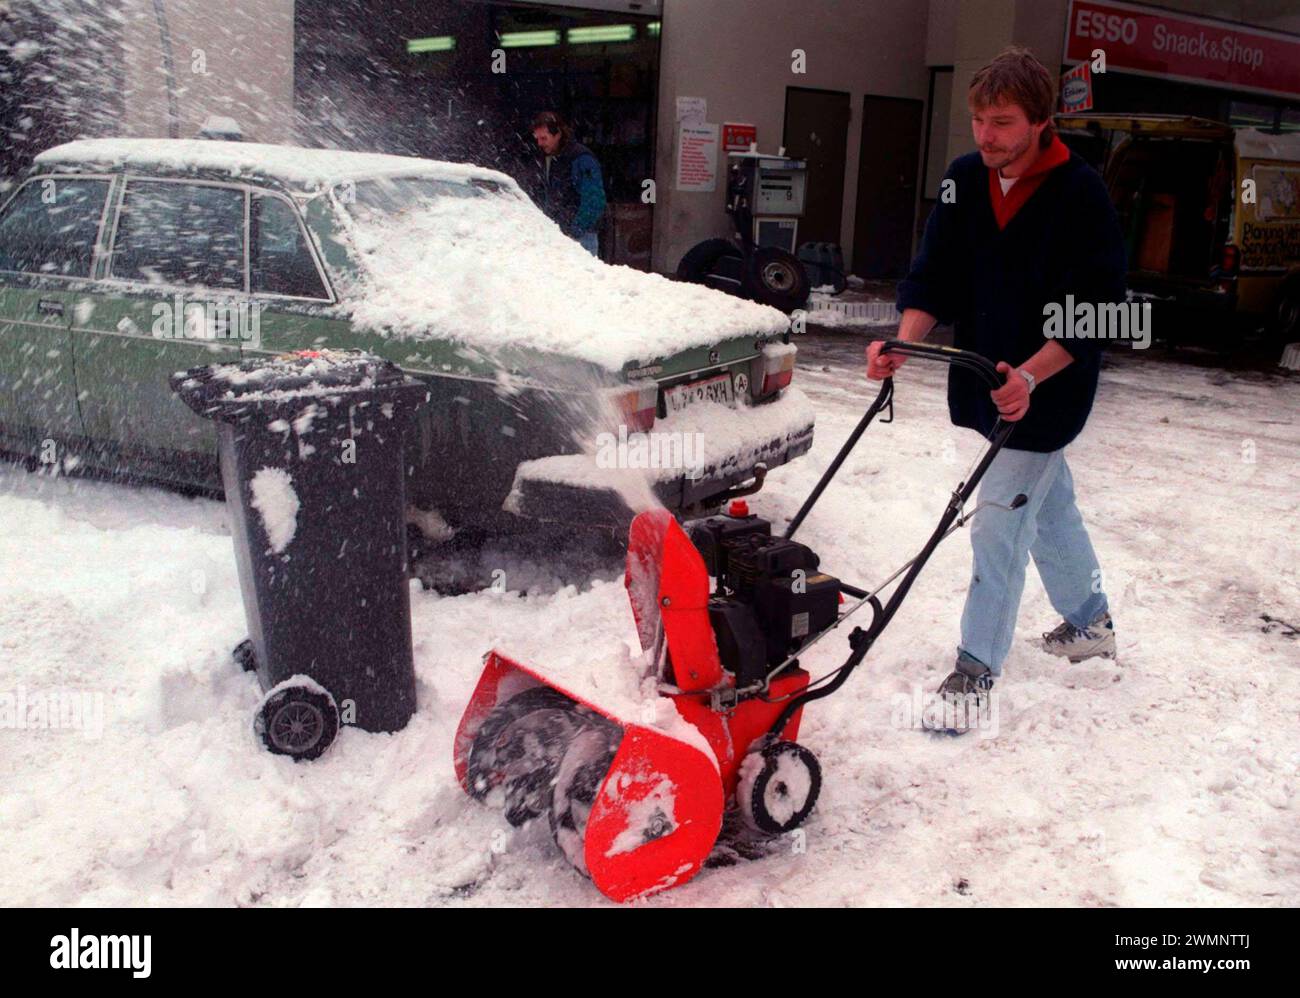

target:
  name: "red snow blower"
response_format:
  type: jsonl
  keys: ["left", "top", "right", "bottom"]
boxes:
{"left": 454, "top": 341, "right": 1024, "bottom": 902}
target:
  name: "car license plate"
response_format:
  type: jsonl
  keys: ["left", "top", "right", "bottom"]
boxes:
{"left": 664, "top": 373, "right": 735, "bottom": 414}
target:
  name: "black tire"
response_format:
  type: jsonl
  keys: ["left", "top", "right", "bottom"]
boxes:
{"left": 737, "top": 740, "right": 822, "bottom": 835}
{"left": 745, "top": 246, "right": 811, "bottom": 312}
{"left": 255, "top": 682, "right": 339, "bottom": 762}
{"left": 466, "top": 687, "right": 588, "bottom": 827}
{"left": 676, "top": 238, "right": 746, "bottom": 295}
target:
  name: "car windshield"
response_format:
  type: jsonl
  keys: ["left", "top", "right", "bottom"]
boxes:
{"left": 336, "top": 175, "right": 512, "bottom": 223}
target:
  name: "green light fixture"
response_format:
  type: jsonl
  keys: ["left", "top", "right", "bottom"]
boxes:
{"left": 498, "top": 29, "right": 561, "bottom": 48}
{"left": 568, "top": 25, "right": 636, "bottom": 44}
{"left": 406, "top": 36, "right": 456, "bottom": 54}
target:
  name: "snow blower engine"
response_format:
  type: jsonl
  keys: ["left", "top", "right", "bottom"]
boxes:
{"left": 688, "top": 500, "right": 840, "bottom": 695}
{"left": 454, "top": 340, "right": 1024, "bottom": 902}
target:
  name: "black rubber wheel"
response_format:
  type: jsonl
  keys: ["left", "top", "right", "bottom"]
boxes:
{"left": 466, "top": 687, "right": 589, "bottom": 827}
{"left": 745, "top": 246, "right": 811, "bottom": 312}
{"left": 232, "top": 639, "right": 258, "bottom": 673}
{"left": 548, "top": 720, "right": 621, "bottom": 876}
{"left": 676, "top": 238, "right": 746, "bottom": 295}
{"left": 255, "top": 683, "right": 339, "bottom": 762}
{"left": 737, "top": 740, "right": 822, "bottom": 835}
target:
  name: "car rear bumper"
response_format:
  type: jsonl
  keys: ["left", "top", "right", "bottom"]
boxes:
{"left": 503, "top": 386, "right": 816, "bottom": 527}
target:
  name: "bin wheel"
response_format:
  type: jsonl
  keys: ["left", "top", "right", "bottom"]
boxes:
{"left": 232, "top": 639, "right": 258, "bottom": 674}
{"left": 737, "top": 740, "right": 821, "bottom": 835}
{"left": 745, "top": 247, "right": 811, "bottom": 312}
{"left": 255, "top": 681, "right": 340, "bottom": 761}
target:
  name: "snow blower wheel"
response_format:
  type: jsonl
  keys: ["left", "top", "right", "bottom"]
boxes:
{"left": 255, "top": 681, "right": 340, "bottom": 761}
{"left": 465, "top": 687, "right": 590, "bottom": 827}
{"left": 548, "top": 722, "right": 621, "bottom": 877}
{"left": 737, "top": 740, "right": 822, "bottom": 835}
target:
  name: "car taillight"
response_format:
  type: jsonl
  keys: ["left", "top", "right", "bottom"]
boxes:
{"left": 760, "top": 343, "right": 797, "bottom": 395}
{"left": 610, "top": 381, "right": 657, "bottom": 432}
{"left": 1220, "top": 244, "right": 1240, "bottom": 277}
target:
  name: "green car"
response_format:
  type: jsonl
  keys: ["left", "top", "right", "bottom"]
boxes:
{"left": 0, "top": 138, "right": 814, "bottom": 530}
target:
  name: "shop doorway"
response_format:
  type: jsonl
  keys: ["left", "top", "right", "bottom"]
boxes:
{"left": 783, "top": 87, "right": 850, "bottom": 247}
{"left": 853, "top": 95, "right": 923, "bottom": 278}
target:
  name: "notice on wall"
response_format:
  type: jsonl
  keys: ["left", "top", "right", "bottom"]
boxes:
{"left": 676, "top": 123, "right": 719, "bottom": 192}
{"left": 676, "top": 96, "right": 707, "bottom": 126}
{"left": 722, "top": 122, "right": 758, "bottom": 152}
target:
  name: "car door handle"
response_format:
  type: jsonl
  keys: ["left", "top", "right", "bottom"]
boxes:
{"left": 38, "top": 299, "right": 65, "bottom": 316}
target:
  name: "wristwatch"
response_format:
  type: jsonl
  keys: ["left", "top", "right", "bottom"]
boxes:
{"left": 1018, "top": 368, "right": 1036, "bottom": 393}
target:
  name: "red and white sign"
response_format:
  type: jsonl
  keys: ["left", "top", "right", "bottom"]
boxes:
{"left": 722, "top": 122, "right": 757, "bottom": 153}
{"left": 1060, "top": 62, "right": 1093, "bottom": 112}
{"left": 1064, "top": 0, "right": 1300, "bottom": 101}
{"left": 676, "top": 123, "right": 719, "bottom": 192}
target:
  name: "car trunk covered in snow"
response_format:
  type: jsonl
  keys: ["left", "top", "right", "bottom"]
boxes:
{"left": 326, "top": 170, "right": 813, "bottom": 527}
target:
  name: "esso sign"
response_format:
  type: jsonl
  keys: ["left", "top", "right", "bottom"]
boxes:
{"left": 1075, "top": 9, "right": 1138, "bottom": 45}
{"left": 1063, "top": 79, "right": 1089, "bottom": 103}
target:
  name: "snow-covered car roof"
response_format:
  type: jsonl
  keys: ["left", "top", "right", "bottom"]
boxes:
{"left": 33, "top": 138, "right": 522, "bottom": 195}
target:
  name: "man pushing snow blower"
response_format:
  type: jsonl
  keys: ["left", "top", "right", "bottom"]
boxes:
{"left": 867, "top": 46, "right": 1126, "bottom": 733}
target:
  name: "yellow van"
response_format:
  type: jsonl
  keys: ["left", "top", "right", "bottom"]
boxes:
{"left": 1057, "top": 113, "right": 1300, "bottom": 346}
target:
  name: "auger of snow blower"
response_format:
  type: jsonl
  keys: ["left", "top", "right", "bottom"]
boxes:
{"left": 454, "top": 340, "right": 1021, "bottom": 902}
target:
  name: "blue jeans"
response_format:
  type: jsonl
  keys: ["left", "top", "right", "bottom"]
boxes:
{"left": 959, "top": 443, "right": 1108, "bottom": 675}
{"left": 578, "top": 231, "right": 598, "bottom": 256}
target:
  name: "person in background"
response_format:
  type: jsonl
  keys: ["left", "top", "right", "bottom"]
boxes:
{"left": 531, "top": 111, "right": 606, "bottom": 256}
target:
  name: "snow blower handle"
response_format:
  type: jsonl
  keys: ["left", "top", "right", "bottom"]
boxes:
{"left": 878, "top": 339, "right": 1007, "bottom": 390}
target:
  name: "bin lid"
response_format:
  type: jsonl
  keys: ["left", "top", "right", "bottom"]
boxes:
{"left": 170, "top": 350, "right": 429, "bottom": 424}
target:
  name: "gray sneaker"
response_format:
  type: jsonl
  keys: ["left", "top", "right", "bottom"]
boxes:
{"left": 921, "top": 655, "right": 994, "bottom": 735}
{"left": 1041, "top": 611, "right": 1116, "bottom": 662}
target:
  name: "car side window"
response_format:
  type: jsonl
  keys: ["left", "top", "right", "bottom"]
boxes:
{"left": 250, "top": 194, "right": 329, "bottom": 299}
{"left": 0, "top": 177, "right": 109, "bottom": 278}
{"left": 110, "top": 181, "right": 245, "bottom": 290}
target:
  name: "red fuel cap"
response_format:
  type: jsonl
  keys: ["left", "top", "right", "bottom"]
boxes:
{"left": 728, "top": 499, "right": 749, "bottom": 517}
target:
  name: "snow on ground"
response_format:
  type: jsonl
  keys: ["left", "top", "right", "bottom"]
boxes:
{"left": 1, "top": 336, "right": 1297, "bottom": 907}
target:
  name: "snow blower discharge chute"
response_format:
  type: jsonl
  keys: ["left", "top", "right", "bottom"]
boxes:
{"left": 454, "top": 341, "right": 1025, "bottom": 902}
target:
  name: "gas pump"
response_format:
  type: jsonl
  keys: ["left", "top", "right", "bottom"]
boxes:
{"left": 727, "top": 151, "right": 807, "bottom": 254}
{"left": 675, "top": 148, "right": 812, "bottom": 313}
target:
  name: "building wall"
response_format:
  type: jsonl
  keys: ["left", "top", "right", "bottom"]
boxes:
{"left": 651, "top": 0, "right": 931, "bottom": 274}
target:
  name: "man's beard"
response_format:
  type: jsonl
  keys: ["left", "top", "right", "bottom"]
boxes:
{"left": 981, "top": 131, "right": 1032, "bottom": 172}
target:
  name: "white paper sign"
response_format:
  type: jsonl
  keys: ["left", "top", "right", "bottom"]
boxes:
{"left": 676, "top": 123, "right": 719, "bottom": 192}
{"left": 675, "top": 96, "right": 707, "bottom": 126}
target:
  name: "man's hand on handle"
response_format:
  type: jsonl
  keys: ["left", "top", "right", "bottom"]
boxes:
{"left": 991, "top": 362, "right": 1030, "bottom": 422}
{"left": 866, "top": 339, "right": 1032, "bottom": 422}
{"left": 865, "top": 340, "right": 905, "bottom": 381}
